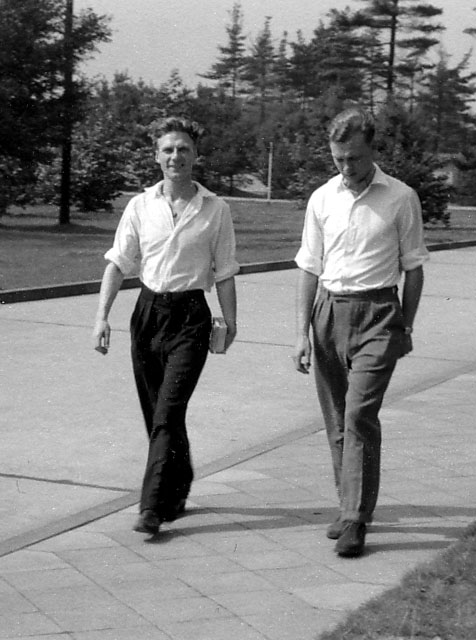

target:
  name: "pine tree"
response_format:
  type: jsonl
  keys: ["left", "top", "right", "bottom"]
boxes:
{"left": 274, "top": 31, "right": 290, "bottom": 97}
{"left": 375, "top": 101, "right": 450, "bottom": 222}
{"left": 0, "top": 0, "right": 111, "bottom": 214}
{"left": 416, "top": 51, "right": 476, "bottom": 154}
{"left": 286, "top": 12, "right": 372, "bottom": 109}
{"left": 463, "top": 6, "right": 476, "bottom": 37}
{"left": 200, "top": 2, "right": 247, "bottom": 100}
{"left": 191, "top": 86, "right": 256, "bottom": 195}
{"left": 243, "top": 17, "right": 276, "bottom": 122}
{"left": 343, "top": 0, "right": 444, "bottom": 96}
{"left": 312, "top": 11, "right": 369, "bottom": 102}
{"left": 287, "top": 31, "right": 317, "bottom": 108}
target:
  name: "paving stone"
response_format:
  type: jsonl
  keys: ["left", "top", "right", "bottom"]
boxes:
{"left": 129, "top": 595, "right": 231, "bottom": 625}
{"left": 0, "top": 592, "right": 38, "bottom": 615}
{"left": 258, "top": 563, "right": 346, "bottom": 591}
{"left": 163, "top": 616, "right": 270, "bottom": 640}
{"left": 294, "top": 581, "right": 390, "bottom": 610}
{"left": 147, "top": 554, "right": 244, "bottom": 580}
{"left": 0, "top": 612, "right": 61, "bottom": 638}
{"left": 0, "top": 579, "right": 19, "bottom": 593}
{"left": 244, "top": 608, "right": 343, "bottom": 639}
{"left": 33, "top": 530, "right": 121, "bottom": 552}
{"left": 45, "top": 603, "right": 146, "bottom": 633}
{"left": 190, "top": 481, "right": 239, "bottom": 496}
{"left": 55, "top": 545, "right": 146, "bottom": 569}
{"left": 102, "top": 577, "right": 200, "bottom": 604}
{"left": 129, "top": 533, "right": 213, "bottom": 561}
{"left": 71, "top": 629, "right": 168, "bottom": 640}
{"left": 3, "top": 567, "right": 94, "bottom": 592}
{"left": 181, "top": 569, "right": 276, "bottom": 596}
{"left": 206, "top": 469, "right": 270, "bottom": 483}
{"left": 230, "top": 549, "right": 312, "bottom": 571}
{"left": 71, "top": 560, "right": 180, "bottom": 587}
{"left": 13, "top": 636, "right": 75, "bottom": 640}
{"left": 210, "top": 588, "right": 316, "bottom": 617}
{"left": 22, "top": 584, "right": 120, "bottom": 613}
{"left": 0, "top": 550, "right": 67, "bottom": 573}
{"left": 191, "top": 492, "right": 263, "bottom": 508}
{"left": 325, "top": 556, "right": 411, "bottom": 585}
{"left": 193, "top": 531, "right": 285, "bottom": 554}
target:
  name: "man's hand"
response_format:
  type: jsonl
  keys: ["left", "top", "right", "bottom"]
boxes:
{"left": 215, "top": 276, "right": 237, "bottom": 353}
{"left": 293, "top": 335, "right": 312, "bottom": 374}
{"left": 224, "top": 323, "right": 237, "bottom": 352}
{"left": 93, "top": 319, "right": 111, "bottom": 355}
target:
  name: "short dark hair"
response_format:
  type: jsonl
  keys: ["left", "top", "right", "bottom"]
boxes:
{"left": 155, "top": 117, "right": 203, "bottom": 147}
{"left": 329, "top": 108, "right": 375, "bottom": 145}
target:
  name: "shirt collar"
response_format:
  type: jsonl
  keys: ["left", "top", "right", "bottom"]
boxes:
{"left": 336, "top": 163, "right": 388, "bottom": 193}
{"left": 145, "top": 180, "right": 216, "bottom": 200}
{"left": 372, "top": 164, "right": 389, "bottom": 187}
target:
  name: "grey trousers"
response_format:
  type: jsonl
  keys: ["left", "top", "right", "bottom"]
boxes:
{"left": 312, "top": 286, "right": 405, "bottom": 523}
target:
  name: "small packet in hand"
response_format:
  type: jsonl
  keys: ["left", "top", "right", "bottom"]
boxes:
{"left": 209, "top": 317, "right": 227, "bottom": 354}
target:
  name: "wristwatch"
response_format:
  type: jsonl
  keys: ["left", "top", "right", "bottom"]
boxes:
{"left": 404, "top": 326, "right": 413, "bottom": 335}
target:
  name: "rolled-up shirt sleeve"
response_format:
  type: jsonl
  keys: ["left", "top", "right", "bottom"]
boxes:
{"left": 398, "top": 189, "right": 430, "bottom": 272}
{"left": 212, "top": 202, "right": 240, "bottom": 282}
{"left": 104, "top": 200, "right": 141, "bottom": 276}
{"left": 295, "top": 196, "right": 324, "bottom": 276}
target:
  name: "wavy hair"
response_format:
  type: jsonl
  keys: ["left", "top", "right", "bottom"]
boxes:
{"left": 154, "top": 117, "right": 203, "bottom": 147}
{"left": 329, "top": 108, "right": 375, "bottom": 145}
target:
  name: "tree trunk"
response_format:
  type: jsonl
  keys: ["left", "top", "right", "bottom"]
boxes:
{"left": 59, "top": 0, "right": 74, "bottom": 225}
{"left": 387, "top": 5, "right": 398, "bottom": 96}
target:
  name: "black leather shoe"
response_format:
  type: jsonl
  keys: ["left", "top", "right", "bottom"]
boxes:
{"left": 133, "top": 509, "right": 162, "bottom": 534}
{"left": 163, "top": 499, "right": 186, "bottom": 523}
{"left": 335, "top": 522, "right": 366, "bottom": 557}
{"left": 326, "top": 517, "right": 345, "bottom": 540}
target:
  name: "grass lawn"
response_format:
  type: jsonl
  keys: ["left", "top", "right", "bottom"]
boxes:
{"left": 0, "top": 196, "right": 305, "bottom": 290}
{"left": 0, "top": 195, "right": 475, "bottom": 290}
{"left": 320, "top": 523, "right": 476, "bottom": 640}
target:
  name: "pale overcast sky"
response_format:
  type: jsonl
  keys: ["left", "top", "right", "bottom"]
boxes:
{"left": 76, "top": 0, "right": 476, "bottom": 87}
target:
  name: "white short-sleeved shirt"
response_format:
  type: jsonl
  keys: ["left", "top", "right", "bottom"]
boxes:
{"left": 295, "top": 165, "right": 429, "bottom": 293}
{"left": 105, "top": 181, "right": 240, "bottom": 293}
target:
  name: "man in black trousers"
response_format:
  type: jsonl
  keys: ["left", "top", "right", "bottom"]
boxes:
{"left": 93, "top": 117, "right": 239, "bottom": 535}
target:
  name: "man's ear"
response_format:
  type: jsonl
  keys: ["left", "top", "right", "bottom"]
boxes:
{"left": 154, "top": 149, "right": 160, "bottom": 164}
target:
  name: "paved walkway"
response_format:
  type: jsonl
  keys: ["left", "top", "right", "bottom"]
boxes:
{"left": 0, "top": 248, "right": 476, "bottom": 639}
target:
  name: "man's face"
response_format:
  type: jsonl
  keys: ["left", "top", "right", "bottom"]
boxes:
{"left": 155, "top": 131, "right": 196, "bottom": 181}
{"left": 330, "top": 132, "right": 374, "bottom": 191}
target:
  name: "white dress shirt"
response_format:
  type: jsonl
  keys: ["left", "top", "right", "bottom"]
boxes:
{"left": 105, "top": 181, "right": 240, "bottom": 292}
{"left": 295, "top": 165, "right": 429, "bottom": 293}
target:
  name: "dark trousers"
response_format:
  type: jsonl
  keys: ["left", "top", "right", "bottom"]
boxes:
{"left": 312, "top": 287, "right": 405, "bottom": 523}
{"left": 130, "top": 286, "right": 211, "bottom": 517}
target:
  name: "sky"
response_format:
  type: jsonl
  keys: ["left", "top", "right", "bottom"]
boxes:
{"left": 76, "top": 0, "right": 476, "bottom": 88}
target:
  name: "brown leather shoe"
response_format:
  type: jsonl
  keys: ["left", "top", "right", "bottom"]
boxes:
{"left": 326, "top": 517, "right": 345, "bottom": 539}
{"left": 335, "top": 522, "right": 366, "bottom": 557}
{"left": 133, "top": 509, "right": 161, "bottom": 534}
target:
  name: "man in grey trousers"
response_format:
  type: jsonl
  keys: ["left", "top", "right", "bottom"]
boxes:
{"left": 293, "top": 107, "right": 429, "bottom": 557}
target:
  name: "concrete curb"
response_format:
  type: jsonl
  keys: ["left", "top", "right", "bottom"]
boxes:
{"left": 1, "top": 242, "right": 476, "bottom": 305}
{"left": 0, "top": 260, "right": 297, "bottom": 305}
